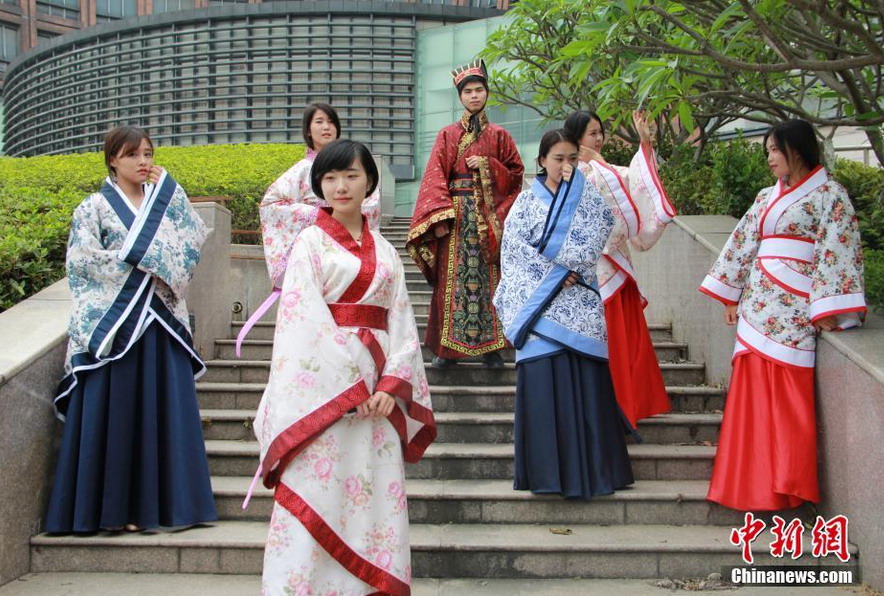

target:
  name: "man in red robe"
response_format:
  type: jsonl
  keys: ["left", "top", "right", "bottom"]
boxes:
{"left": 406, "top": 59, "right": 524, "bottom": 368}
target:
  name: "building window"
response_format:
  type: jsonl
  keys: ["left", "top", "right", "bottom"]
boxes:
{"left": 95, "top": 0, "right": 136, "bottom": 21}
{"left": 0, "top": 23, "right": 18, "bottom": 74}
{"left": 36, "top": 29, "right": 60, "bottom": 44}
{"left": 35, "top": 0, "right": 79, "bottom": 20}
{"left": 208, "top": 0, "right": 248, "bottom": 4}
{"left": 151, "top": 0, "right": 194, "bottom": 13}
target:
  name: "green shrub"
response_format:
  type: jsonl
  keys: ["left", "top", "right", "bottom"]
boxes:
{"left": 708, "top": 136, "right": 774, "bottom": 218}
{"left": 0, "top": 143, "right": 305, "bottom": 311}
{"left": 865, "top": 250, "right": 884, "bottom": 313}
{"left": 832, "top": 158, "right": 884, "bottom": 252}
{"left": 659, "top": 143, "right": 715, "bottom": 215}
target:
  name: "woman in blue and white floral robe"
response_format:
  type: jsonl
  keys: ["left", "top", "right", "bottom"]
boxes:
{"left": 45, "top": 140, "right": 217, "bottom": 533}
{"left": 494, "top": 130, "right": 635, "bottom": 500}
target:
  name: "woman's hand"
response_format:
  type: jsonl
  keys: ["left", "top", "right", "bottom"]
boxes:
{"left": 466, "top": 155, "right": 482, "bottom": 169}
{"left": 578, "top": 145, "right": 603, "bottom": 164}
{"left": 814, "top": 315, "right": 838, "bottom": 332}
{"left": 563, "top": 272, "right": 580, "bottom": 287}
{"left": 147, "top": 165, "right": 165, "bottom": 184}
{"left": 633, "top": 110, "right": 655, "bottom": 147}
{"left": 434, "top": 223, "right": 450, "bottom": 238}
{"left": 357, "top": 391, "right": 396, "bottom": 418}
{"left": 724, "top": 304, "right": 738, "bottom": 326}
{"left": 562, "top": 163, "right": 574, "bottom": 182}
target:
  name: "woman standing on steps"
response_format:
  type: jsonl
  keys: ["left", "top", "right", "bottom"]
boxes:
{"left": 494, "top": 129, "right": 635, "bottom": 500}
{"left": 45, "top": 126, "right": 217, "bottom": 533}
{"left": 260, "top": 103, "right": 381, "bottom": 288}
{"left": 236, "top": 103, "right": 384, "bottom": 353}
{"left": 700, "top": 119, "right": 866, "bottom": 511}
{"left": 563, "top": 110, "right": 676, "bottom": 430}
{"left": 254, "top": 140, "right": 435, "bottom": 594}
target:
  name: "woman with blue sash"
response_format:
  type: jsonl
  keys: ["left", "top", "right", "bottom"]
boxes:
{"left": 45, "top": 126, "right": 217, "bottom": 533}
{"left": 493, "top": 129, "right": 635, "bottom": 500}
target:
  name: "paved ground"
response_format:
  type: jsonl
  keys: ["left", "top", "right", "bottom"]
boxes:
{"left": 0, "top": 573, "right": 865, "bottom": 595}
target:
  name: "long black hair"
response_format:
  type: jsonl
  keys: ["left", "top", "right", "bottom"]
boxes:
{"left": 563, "top": 110, "right": 605, "bottom": 143}
{"left": 302, "top": 103, "right": 342, "bottom": 149}
{"left": 763, "top": 119, "right": 821, "bottom": 172}
{"left": 310, "top": 139, "right": 379, "bottom": 199}
{"left": 536, "top": 128, "right": 578, "bottom": 176}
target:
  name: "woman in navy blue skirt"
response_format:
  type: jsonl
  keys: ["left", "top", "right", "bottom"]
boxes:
{"left": 45, "top": 126, "right": 217, "bottom": 532}
{"left": 493, "top": 129, "right": 635, "bottom": 499}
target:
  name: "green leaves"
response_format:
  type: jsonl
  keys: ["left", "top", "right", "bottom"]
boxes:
{"left": 0, "top": 143, "right": 306, "bottom": 312}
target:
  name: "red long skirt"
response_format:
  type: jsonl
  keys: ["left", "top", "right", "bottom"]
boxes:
{"left": 707, "top": 351, "right": 819, "bottom": 511}
{"left": 605, "top": 280, "right": 670, "bottom": 428}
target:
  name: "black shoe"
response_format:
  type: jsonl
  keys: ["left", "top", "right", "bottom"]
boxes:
{"left": 483, "top": 352, "right": 505, "bottom": 368}
{"left": 432, "top": 356, "right": 457, "bottom": 368}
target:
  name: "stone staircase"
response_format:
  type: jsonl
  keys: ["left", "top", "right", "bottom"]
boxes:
{"left": 28, "top": 218, "right": 857, "bottom": 589}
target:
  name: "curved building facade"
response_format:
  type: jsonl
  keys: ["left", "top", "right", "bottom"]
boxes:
{"left": 1, "top": 1, "right": 504, "bottom": 176}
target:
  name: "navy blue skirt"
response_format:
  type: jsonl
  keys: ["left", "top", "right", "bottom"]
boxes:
{"left": 514, "top": 350, "right": 635, "bottom": 500}
{"left": 45, "top": 322, "right": 217, "bottom": 533}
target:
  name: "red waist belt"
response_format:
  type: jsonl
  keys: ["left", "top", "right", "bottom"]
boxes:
{"left": 328, "top": 303, "right": 388, "bottom": 331}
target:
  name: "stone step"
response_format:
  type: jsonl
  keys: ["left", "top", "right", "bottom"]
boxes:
{"left": 200, "top": 409, "right": 721, "bottom": 445}
{"left": 230, "top": 319, "right": 676, "bottom": 344}
{"left": 30, "top": 521, "right": 855, "bottom": 579}
{"left": 212, "top": 477, "right": 746, "bottom": 526}
{"left": 208, "top": 335, "right": 689, "bottom": 370}
{"left": 196, "top": 382, "right": 725, "bottom": 413}
{"left": 17, "top": 574, "right": 854, "bottom": 596}
{"left": 202, "top": 440, "right": 715, "bottom": 481}
{"left": 215, "top": 340, "right": 688, "bottom": 364}
{"left": 203, "top": 356, "right": 704, "bottom": 387}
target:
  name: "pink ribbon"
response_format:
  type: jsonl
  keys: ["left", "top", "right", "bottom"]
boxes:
{"left": 235, "top": 288, "right": 281, "bottom": 358}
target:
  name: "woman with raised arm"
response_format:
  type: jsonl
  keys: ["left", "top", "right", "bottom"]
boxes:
{"left": 45, "top": 126, "right": 216, "bottom": 533}
{"left": 563, "top": 109, "right": 676, "bottom": 430}
{"left": 699, "top": 119, "right": 866, "bottom": 510}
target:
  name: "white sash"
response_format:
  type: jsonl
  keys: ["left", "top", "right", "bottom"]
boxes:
{"left": 757, "top": 236, "right": 815, "bottom": 297}
{"left": 736, "top": 315, "right": 816, "bottom": 368}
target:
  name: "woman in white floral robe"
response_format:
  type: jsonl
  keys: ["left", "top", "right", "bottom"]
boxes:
{"left": 255, "top": 140, "right": 435, "bottom": 595}
{"left": 564, "top": 110, "right": 676, "bottom": 428}
{"left": 699, "top": 119, "right": 866, "bottom": 511}
{"left": 494, "top": 130, "right": 634, "bottom": 500}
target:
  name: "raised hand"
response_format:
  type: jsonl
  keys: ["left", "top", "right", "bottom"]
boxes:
{"left": 633, "top": 110, "right": 655, "bottom": 147}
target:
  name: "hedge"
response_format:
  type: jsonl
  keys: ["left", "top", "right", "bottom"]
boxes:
{"left": 0, "top": 140, "right": 881, "bottom": 312}
{"left": 0, "top": 143, "right": 304, "bottom": 311}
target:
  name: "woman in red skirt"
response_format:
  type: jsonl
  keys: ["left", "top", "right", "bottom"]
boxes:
{"left": 699, "top": 119, "right": 866, "bottom": 510}
{"left": 564, "top": 110, "right": 677, "bottom": 429}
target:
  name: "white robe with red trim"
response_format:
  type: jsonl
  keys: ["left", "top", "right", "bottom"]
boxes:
{"left": 254, "top": 211, "right": 435, "bottom": 596}
{"left": 577, "top": 145, "right": 676, "bottom": 304}
{"left": 699, "top": 167, "right": 866, "bottom": 368}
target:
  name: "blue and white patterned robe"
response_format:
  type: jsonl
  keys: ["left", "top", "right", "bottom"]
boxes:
{"left": 56, "top": 171, "right": 207, "bottom": 416}
{"left": 493, "top": 169, "right": 613, "bottom": 363}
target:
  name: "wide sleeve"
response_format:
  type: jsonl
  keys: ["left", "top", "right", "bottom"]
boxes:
{"left": 627, "top": 144, "right": 677, "bottom": 251}
{"left": 66, "top": 198, "right": 133, "bottom": 340}
{"left": 260, "top": 162, "right": 320, "bottom": 287}
{"left": 362, "top": 187, "right": 382, "bottom": 232}
{"left": 406, "top": 128, "right": 458, "bottom": 283}
{"left": 123, "top": 183, "right": 207, "bottom": 299}
{"left": 481, "top": 129, "right": 524, "bottom": 223}
{"left": 808, "top": 184, "right": 867, "bottom": 328}
{"left": 698, "top": 190, "right": 766, "bottom": 305}
{"left": 375, "top": 249, "right": 436, "bottom": 462}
